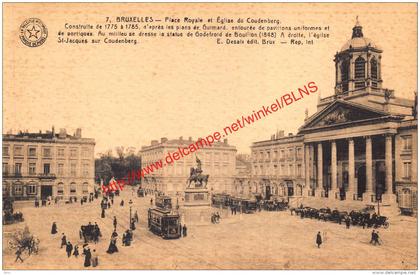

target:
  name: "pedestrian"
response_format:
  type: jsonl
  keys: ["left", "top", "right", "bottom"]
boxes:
{"left": 66, "top": 241, "right": 73, "bottom": 257}
{"left": 91, "top": 249, "right": 99, "bottom": 267}
{"left": 111, "top": 198, "right": 114, "bottom": 205}
{"left": 182, "top": 224, "right": 187, "bottom": 237}
{"left": 316, "top": 231, "right": 322, "bottom": 248}
{"left": 81, "top": 199, "right": 83, "bottom": 206}
{"left": 113, "top": 216, "right": 117, "bottom": 230}
{"left": 51, "top": 222, "right": 58, "bottom": 234}
{"left": 370, "top": 230, "right": 375, "bottom": 244}
{"left": 101, "top": 208, "right": 105, "bottom": 218}
{"left": 134, "top": 211, "right": 139, "bottom": 223}
{"left": 108, "top": 202, "right": 111, "bottom": 208}
{"left": 73, "top": 245, "right": 79, "bottom": 258}
{"left": 150, "top": 198, "right": 153, "bottom": 206}
{"left": 130, "top": 218, "right": 136, "bottom": 230}
{"left": 82, "top": 245, "right": 91, "bottom": 267}
{"left": 374, "top": 231, "right": 381, "bottom": 246}
{"left": 15, "top": 247, "right": 24, "bottom": 263}
{"left": 345, "top": 217, "right": 351, "bottom": 229}
{"left": 106, "top": 237, "right": 119, "bottom": 254}
{"left": 60, "top": 233, "right": 67, "bottom": 248}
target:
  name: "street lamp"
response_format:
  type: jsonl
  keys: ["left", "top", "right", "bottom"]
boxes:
{"left": 129, "top": 199, "right": 133, "bottom": 230}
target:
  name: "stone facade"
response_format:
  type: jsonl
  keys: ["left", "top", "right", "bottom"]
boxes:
{"left": 2, "top": 127, "right": 95, "bottom": 201}
{"left": 236, "top": 21, "right": 417, "bottom": 213}
{"left": 140, "top": 137, "right": 237, "bottom": 199}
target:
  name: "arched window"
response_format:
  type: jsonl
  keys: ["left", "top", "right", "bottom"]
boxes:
{"left": 355, "top": 57, "right": 366, "bottom": 79}
{"left": 82, "top": 182, "right": 89, "bottom": 194}
{"left": 70, "top": 182, "right": 77, "bottom": 194}
{"left": 57, "top": 182, "right": 64, "bottom": 196}
{"left": 370, "top": 58, "right": 378, "bottom": 80}
{"left": 341, "top": 60, "right": 349, "bottom": 81}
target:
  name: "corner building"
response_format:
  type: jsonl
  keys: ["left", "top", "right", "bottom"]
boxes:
{"left": 247, "top": 21, "right": 417, "bottom": 214}
{"left": 2, "top": 128, "right": 95, "bottom": 201}
{"left": 140, "top": 137, "right": 237, "bottom": 198}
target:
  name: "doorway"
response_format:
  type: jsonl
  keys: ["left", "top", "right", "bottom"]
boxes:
{"left": 41, "top": 185, "right": 52, "bottom": 199}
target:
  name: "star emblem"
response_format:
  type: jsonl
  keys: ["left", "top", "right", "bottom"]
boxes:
{"left": 27, "top": 25, "right": 40, "bottom": 39}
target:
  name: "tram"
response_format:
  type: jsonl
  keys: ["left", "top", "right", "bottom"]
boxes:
{"left": 147, "top": 195, "right": 181, "bottom": 239}
{"left": 147, "top": 208, "right": 181, "bottom": 239}
{"left": 211, "top": 193, "right": 231, "bottom": 209}
{"left": 155, "top": 195, "right": 172, "bottom": 209}
{"left": 230, "top": 197, "right": 257, "bottom": 214}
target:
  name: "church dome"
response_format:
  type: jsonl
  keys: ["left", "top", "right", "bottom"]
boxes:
{"left": 340, "top": 19, "right": 381, "bottom": 51}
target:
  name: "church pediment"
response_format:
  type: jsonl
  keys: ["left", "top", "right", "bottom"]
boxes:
{"left": 300, "top": 100, "right": 391, "bottom": 131}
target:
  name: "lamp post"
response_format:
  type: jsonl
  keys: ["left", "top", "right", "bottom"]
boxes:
{"left": 129, "top": 199, "right": 133, "bottom": 230}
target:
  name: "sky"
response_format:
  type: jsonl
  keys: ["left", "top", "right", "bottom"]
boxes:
{"left": 4, "top": 3, "right": 417, "bottom": 157}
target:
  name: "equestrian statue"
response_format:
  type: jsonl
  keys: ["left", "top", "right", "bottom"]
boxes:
{"left": 186, "top": 156, "right": 209, "bottom": 189}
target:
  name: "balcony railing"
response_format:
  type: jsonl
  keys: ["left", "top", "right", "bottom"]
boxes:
{"left": 2, "top": 172, "right": 56, "bottom": 179}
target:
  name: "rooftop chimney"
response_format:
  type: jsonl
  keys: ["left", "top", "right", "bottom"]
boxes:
{"left": 188, "top": 136, "right": 192, "bottom": 141}
{"left": 161, "top": 137, "right": 168, "bottom": 143}
{"left": 179, "top": 136, "right": 183, "bottom": 141}
{"left": 59, "top": 128, "right": 67, "bottom": 138}
{"left": 75, "top": 128, "right": 82, "bottom": 138}
{"left": 151, "top": 140, "right": 159, "bottom": 146}
{"left": 223, "top": 139, "right": 228, "bottom": 144}
{"left": 288, "top": 133, "right": 293, "bottom": 136}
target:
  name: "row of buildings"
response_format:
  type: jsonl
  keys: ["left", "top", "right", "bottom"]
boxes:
{"left": 3, "top": 21, "right": 417, "bottom": 214}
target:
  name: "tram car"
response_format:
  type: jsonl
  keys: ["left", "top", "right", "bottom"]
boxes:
{"left": 211, "top": 193, "right": 231, "bottom": 209}
{"left": 230, "top": 197, "right": 257, "bottom": 214}
{"left": 147, "top": 208, "right": 181, "bottom": 239}
{"left": 155, "top": 195, "right": 172, "bottom": 210}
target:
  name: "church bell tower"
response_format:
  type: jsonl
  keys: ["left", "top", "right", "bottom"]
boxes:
{"left": 334, "top": 17, "right": 383, "bottom": 95}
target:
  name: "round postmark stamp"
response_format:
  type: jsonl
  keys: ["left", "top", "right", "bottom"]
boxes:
{"left": 19, "top": 18, "right": 48, "bottom": 47}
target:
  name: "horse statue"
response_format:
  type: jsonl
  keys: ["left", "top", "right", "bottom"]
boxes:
{"left": 186, "top": 157, "right": 209, "bottom": 189}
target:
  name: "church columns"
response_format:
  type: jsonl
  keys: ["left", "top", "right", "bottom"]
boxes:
{"left": 316, "top": 143, "right": 323, "bottom": 197}
{"left": 382, "top": 134, "right": 396, "bottom": 204}
{"left": 329, "top": 141, "right": 338, "bottom": 199}
{"left": 304, "top": 144, "right": 311, "bottom": 197}
{"left": 363, "top": 136, "right": 374, "bottom": 202}
{"left": 346, "top": 138, "right": 356, "bottom": 200}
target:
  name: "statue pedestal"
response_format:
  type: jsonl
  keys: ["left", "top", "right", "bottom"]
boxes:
{"left": 180, "top": 188, "right": 212, "bottom": 225}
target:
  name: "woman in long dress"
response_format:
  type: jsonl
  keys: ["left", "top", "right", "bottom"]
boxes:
{"left": 83, "top": 247, "right": 91, "bottom": 267}
{"left": 51, "top": 222, "right": 57, "bottom": 234}
{"left": 106, "top": 237, "right": 118, "bottom": 254}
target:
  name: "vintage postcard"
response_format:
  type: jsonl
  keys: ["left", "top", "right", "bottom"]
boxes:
{"left": 2, "top": 2, "right": 418, "bottom": 271}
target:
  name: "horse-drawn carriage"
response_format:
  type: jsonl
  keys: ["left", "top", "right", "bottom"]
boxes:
{"left": 3, "top": 211, "right": 24, "bottom": 225}
{"left": 230, "top": 197, "right": 257, "bottom": 214}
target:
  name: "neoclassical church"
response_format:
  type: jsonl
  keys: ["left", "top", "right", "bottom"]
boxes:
{"left": 241, "top": 20, "right": 417, "bottom": 214}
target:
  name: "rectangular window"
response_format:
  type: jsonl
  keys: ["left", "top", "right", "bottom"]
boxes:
{"left": 43, "top": 148, "right": 51, "bottom": 158}
{"left": 43, "top": 163, "right": 50, "bottom": 175}
{"left": 70, "top": 163, "right": 77, "bottom": 176}
{"left": 29, "top": 163, "right": 36, "bottom": 175}
{"left": 3, "top": 146, "right": 9, "bottom": 156}
{"left": 57, "top": 148, "right": 65, "bottom": 157}
{"left": 15, "top": 163, "right": 22, "bottom": 175}
{"left": 3, "top": 163, "right": 8, "bottom": 174}
{"left": 57, "top": 163, "right": 64, "bottom": 176}
{"left": 14, "top": 146, "right": 23, "bottom": 156}
{"left": 82, "top": 183, "right": 89, "bottom": 193}
{"left": 297, "top": 164, "right": 302, "bottom": 177}
{"left": 27, "top": 185, "right": 36, "bottom": 195}
{"left": 289, "top": 164, "right": 294, "bottom": 176}
{"left": 14, "top": 185, "right": 23, "bottom": 195}
{"left": 82, "top": 163, "right": 89, "bottom": 177}
{"left": 402, "top": 136, "right": 412, "bottom": 150}
{"left": 82, "top": 148, "right": 88, "bottom": 158}
{"left": 70, "top": 148, "right": 78, "bottom": 158}
{"left": 28, "top": 147, "right": 37, "bottom": 157}
{"left": 403, "top": 162, "right": 411, "bottom": 179}
{"left": 70, "top": 184, "right": 77, "bottom": 193}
